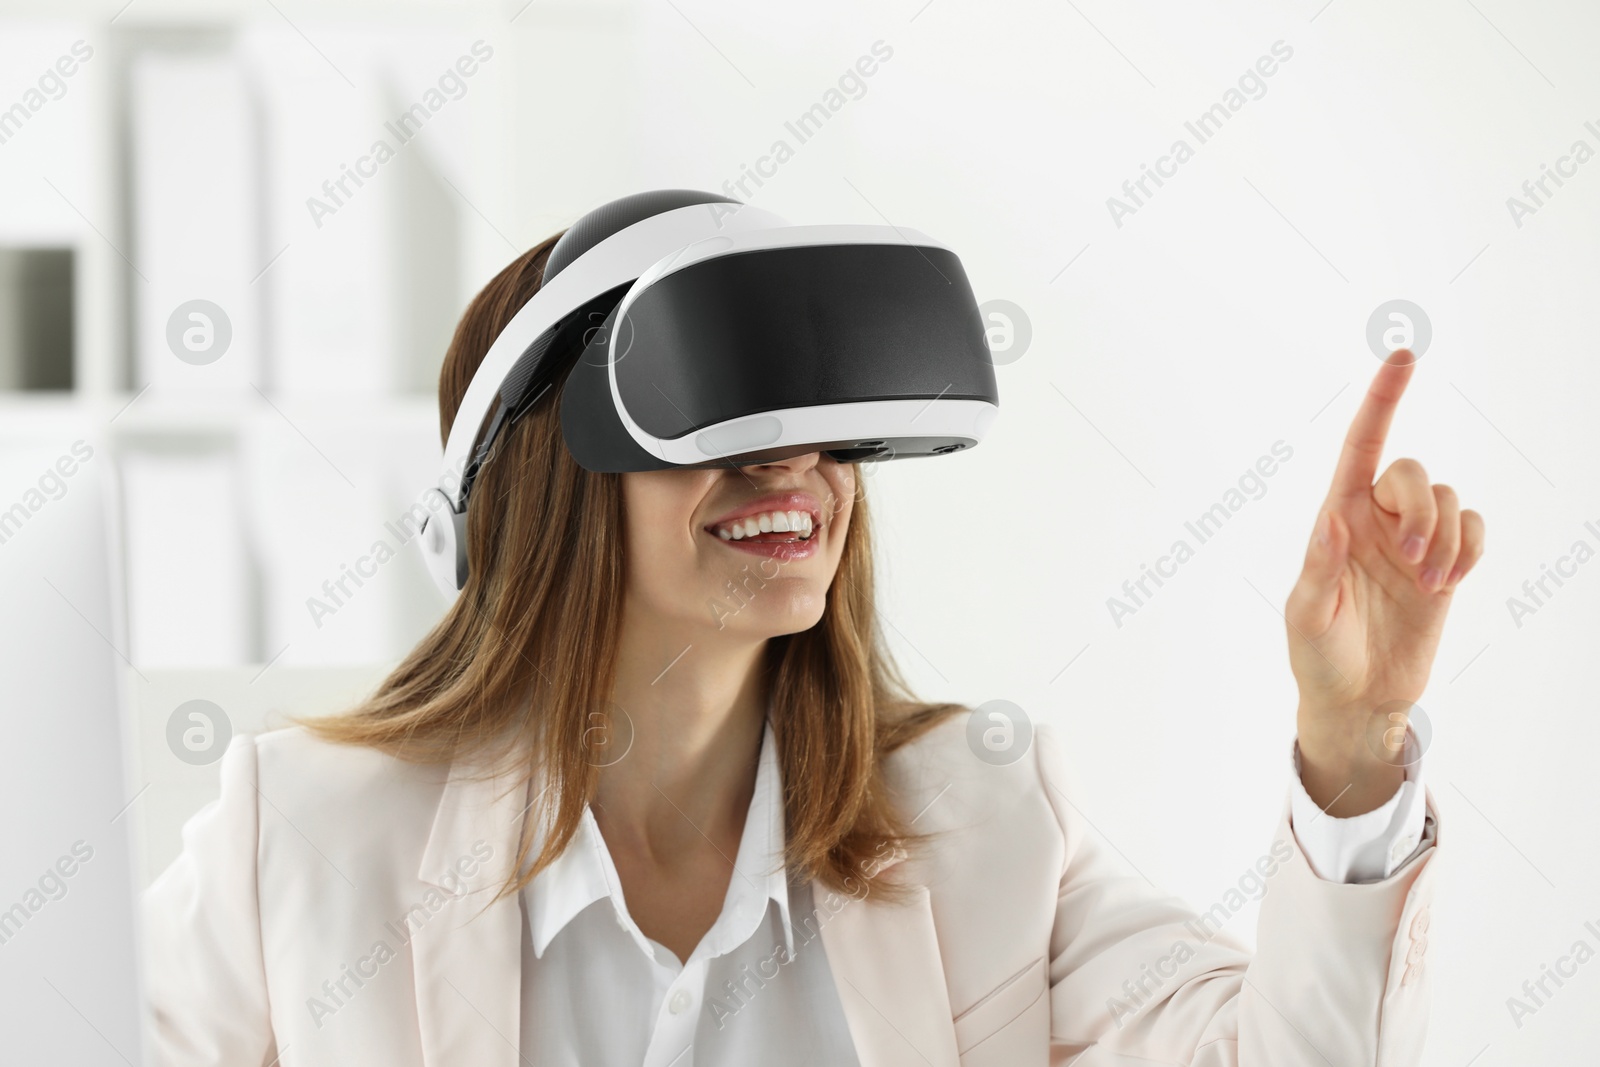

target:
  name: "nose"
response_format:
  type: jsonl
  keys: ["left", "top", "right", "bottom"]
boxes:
{"left": 746, "top": 450, "right": 822, "bottom": 474}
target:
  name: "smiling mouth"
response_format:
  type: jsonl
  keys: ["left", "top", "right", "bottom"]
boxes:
{"left": 708, "top": 508, "right": 819, "bottom": 543}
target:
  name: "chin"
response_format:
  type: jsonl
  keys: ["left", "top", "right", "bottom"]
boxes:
{"left": 772, "top": 610, "right": 828, "bottom": 637}
{"left": 713, "top": 597, "right": 828, "bottom": 640}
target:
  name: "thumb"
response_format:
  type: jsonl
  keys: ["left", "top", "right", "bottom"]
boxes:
{"left": 1286, "top": 508, "right": 1349, "bottom": 637}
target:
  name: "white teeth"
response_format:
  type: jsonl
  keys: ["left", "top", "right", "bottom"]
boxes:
{"left": 713, "top": 509, "right": 817, "bottom": 541}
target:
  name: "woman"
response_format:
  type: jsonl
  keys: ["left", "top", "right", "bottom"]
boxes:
{"left": 143, "top": 192, "right": 1483, "bottom": 1066}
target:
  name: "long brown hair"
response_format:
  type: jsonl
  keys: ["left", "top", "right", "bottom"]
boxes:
{"left": 300, "top": 232, "right": 965, "bottom": 905}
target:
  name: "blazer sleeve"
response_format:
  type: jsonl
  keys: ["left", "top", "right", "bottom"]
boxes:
{"left": 141, "top": 733, "right": 279, "bottom": 1067}
{"left": 1037, "top": 722, "right": 1438, "bottom": 1066}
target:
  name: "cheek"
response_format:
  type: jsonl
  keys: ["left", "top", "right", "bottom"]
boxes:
{"left": 624, "top": 506, "right": 730, "bottom": 616}
{"left": 620, "top": 471, "right": 718, "bottom": 601}
{"left": 834, "top": 516, "right": 851, "bottom": 561}
{"left": 829, "top": 475, "right": 857, "bottom": 547}
{"left": 620, "top": 508, "right": 704, "bottom": 598}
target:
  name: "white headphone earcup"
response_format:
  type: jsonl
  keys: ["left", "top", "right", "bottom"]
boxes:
{"left": 419, "top": 488, "right": 469, "bottom": 597}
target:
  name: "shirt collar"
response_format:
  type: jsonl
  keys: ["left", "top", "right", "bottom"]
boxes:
{"left": 526, "top": 716, "right": 795, "bottom": 961}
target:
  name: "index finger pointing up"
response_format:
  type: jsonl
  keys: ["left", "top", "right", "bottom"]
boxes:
{"left": 1329, "top": 349, "right": 1417, "bottom": 497}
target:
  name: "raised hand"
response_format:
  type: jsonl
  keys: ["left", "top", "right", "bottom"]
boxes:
{"left": 1285, "top": 350, "right": 1486, "bottom": 816}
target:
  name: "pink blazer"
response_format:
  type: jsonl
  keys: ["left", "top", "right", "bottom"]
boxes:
{"left": 141, "top": 714, "right": 1438, "bottom": 1065}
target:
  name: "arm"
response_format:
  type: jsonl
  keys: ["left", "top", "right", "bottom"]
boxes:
{"left": 141, "top": 733, "right": 278, "bottom": 1066}
{"left": 1040, "top": 721, "right": 1439, "bottom": 1066}
{"left": 1046, "top": 352, "right": 1478, "bottom": 1064}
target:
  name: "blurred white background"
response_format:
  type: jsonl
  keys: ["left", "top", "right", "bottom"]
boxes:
{"left": 0, "top": 0, "right": 1596, "bottom": 1062}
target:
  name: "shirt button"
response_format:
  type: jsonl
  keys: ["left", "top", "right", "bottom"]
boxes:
{"left": 668, "top": 988, "right": 692, "bottom": 1015}
{"left": 1410, "top": 906, "right": 1431, "bottom": 938}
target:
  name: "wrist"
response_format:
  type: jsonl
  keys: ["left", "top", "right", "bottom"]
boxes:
{"left": 1296, "top": 704, "right": 1409, "bottom": 816}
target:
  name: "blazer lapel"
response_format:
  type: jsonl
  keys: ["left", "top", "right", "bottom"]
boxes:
{"left": 818, "top": 874, "right": 960, "bottom": 1067}
{"left": 410, "top": 755, "right": 530, "bottom": 1067}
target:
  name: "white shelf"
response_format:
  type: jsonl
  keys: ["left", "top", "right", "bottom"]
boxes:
{"left": 0, "top": 389, "right": 440, "bottom": 433}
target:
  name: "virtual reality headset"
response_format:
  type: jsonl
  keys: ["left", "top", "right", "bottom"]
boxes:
{"left": 420, "top": 189, "right": 1001, "bottom": 597}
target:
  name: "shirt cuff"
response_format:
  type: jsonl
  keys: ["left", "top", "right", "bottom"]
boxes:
{"left": 1288, "top": 724, "right": 1428, "bottom": 883}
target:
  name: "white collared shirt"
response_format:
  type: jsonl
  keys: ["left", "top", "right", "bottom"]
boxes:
{"left": 517, "top": 718, "right": 1428, "bottom": 1064}
{"left": 518, "top": 718, "right": 860, "bottom": 1066}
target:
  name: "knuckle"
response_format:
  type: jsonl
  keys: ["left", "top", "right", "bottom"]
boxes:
{"left": 1432, "top": 483, "right": 1458, "bottom": 506}
{"left": 1390, "top": 457, "right": 1427, "bottom": 482}
{"left": 1405, "top": 498, "right": 1438, "bottom": 525}
{"left": 1345, "top": 431, "right": 1383, "bottom": 455}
